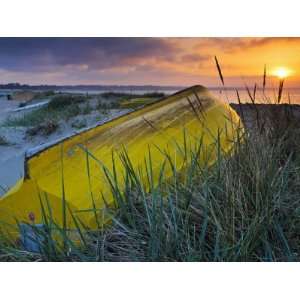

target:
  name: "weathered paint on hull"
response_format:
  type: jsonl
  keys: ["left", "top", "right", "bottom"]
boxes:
{"left": 0, "top": 85, "right": 242, "bottom": 235}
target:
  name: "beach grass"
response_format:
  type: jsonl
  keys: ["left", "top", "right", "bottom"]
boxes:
{"left": 3, "top": 105, "right": 81, "bottom": 127}
{"left": 0, "top": 135, "right": 9, "bottom": 146}
{"left": 47, "top": 94, "right": 87, "bottom": 110}
{"left": 100, "top": 91, "right": 165, "bottom": 100}
{"left": 3, "top": 95, "right": 89, "bottom": 127}
{"left": 0, "top": 62, "right": 299, "bottom": 262}
{"left": 2, "top": 92, "right": 163, "bottom": 129}
{"left": 0, "top": 108, "right": 299, "bottom": 261}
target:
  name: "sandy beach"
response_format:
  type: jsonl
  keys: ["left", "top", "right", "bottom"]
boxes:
{"left": 0, "top": 94, "right": 130, "bottom": 195}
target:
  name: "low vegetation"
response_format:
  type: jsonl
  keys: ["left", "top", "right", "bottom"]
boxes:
{"left": 3, "top": 95, "right": 89, "bottom": 129}
{"left": 71, "top": 119, "right": 87, "bottom": 129}
{"left": 33, "top": 90, "right": 56, "bottom": 99}
{"left": 3, "top": 92, "right": 162, "bottom": 130}
{"left": 26, "top": 120, "right": 59, "bottom": 137}
{"left": 0, "top": 135, "right": 9, "bottom": 146}
{"left": 81, "top": 103, "right": 93, "bottom": 115}
{"left": 100, "top": 91, "right": 165, "bottom": 100}
{"left": 47, "top": 94, "right": 86, "bottom": 110}
{"left": 96, "top": 100, "right": 121, "bottom": 110}
{"left": 4, "top": 105, "right": 80, "bottom": 128}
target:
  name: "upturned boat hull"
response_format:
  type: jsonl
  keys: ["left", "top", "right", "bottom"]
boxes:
{"left": 0, "top": 85, "right": 242, "bottom": 236}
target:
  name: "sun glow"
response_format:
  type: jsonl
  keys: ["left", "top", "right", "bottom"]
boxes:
{"left": 273, "top": 67, "right": 291, "bottom": 79}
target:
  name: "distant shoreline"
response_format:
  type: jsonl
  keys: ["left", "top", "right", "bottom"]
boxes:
{"left": 1, "top": 84, "right": 300, "bottom": 93}
{"left": 0, "top": 84, "right": 185, "bottom": 91}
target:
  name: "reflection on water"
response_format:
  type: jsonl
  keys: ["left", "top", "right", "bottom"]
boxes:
{"left": 211, "top": 88, "right": 300, "bottom": 104}
{"left": 1, "top": 87, "right": 300, "bottom": 104}
{"left": 55, "top": 87, "right": 300, "bottom": 104}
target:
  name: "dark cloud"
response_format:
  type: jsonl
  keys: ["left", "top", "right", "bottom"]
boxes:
{"left": 0, "top": 38, "right": 179, "bottom": 72}
{"left": 1, "top": 37, "right": 299, "bottom": 85}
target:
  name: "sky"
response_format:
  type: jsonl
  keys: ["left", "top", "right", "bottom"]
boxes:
{"left": 0, "top": 37, "right": 299, "bottom": 87}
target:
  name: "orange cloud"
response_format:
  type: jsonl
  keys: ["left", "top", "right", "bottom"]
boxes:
{"left": 0, "top": 37, "right": 300, "bottom": 86}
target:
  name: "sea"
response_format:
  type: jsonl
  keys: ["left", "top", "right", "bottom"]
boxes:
{"left": 1, "top": 87, "right": 300, "bottom": 104}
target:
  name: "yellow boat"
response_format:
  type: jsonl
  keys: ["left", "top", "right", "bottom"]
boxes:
{"left": 0, "top": 85, "right": 242, "bottom": 236}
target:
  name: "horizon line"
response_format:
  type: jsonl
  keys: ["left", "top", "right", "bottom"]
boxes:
{"left": 1, "top": 83, "right": 300, "bottom": 90}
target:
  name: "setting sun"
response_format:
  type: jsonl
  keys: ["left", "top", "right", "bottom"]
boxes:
{"left": 273, "top": 67, "right": 291, "bottom": 79}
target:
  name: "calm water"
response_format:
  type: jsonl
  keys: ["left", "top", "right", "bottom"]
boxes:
{"left": 211, "top": 88, "right": 300, "bottom": 104}
{"left": 1, "top": 87, "right": 300, "bottom": 104}
{"left": 67, "top": 87, "right": 300, "bottom": 104}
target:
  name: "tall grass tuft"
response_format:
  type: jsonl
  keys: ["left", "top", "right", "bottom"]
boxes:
{"left": 263, "top": 64, "right": 267, "bottom": 93}
{"left": 0, "top": 119, "right": 299, "bottom": 261}
{"left": 214, "top": 56, "right": 224, "bottom": 86}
